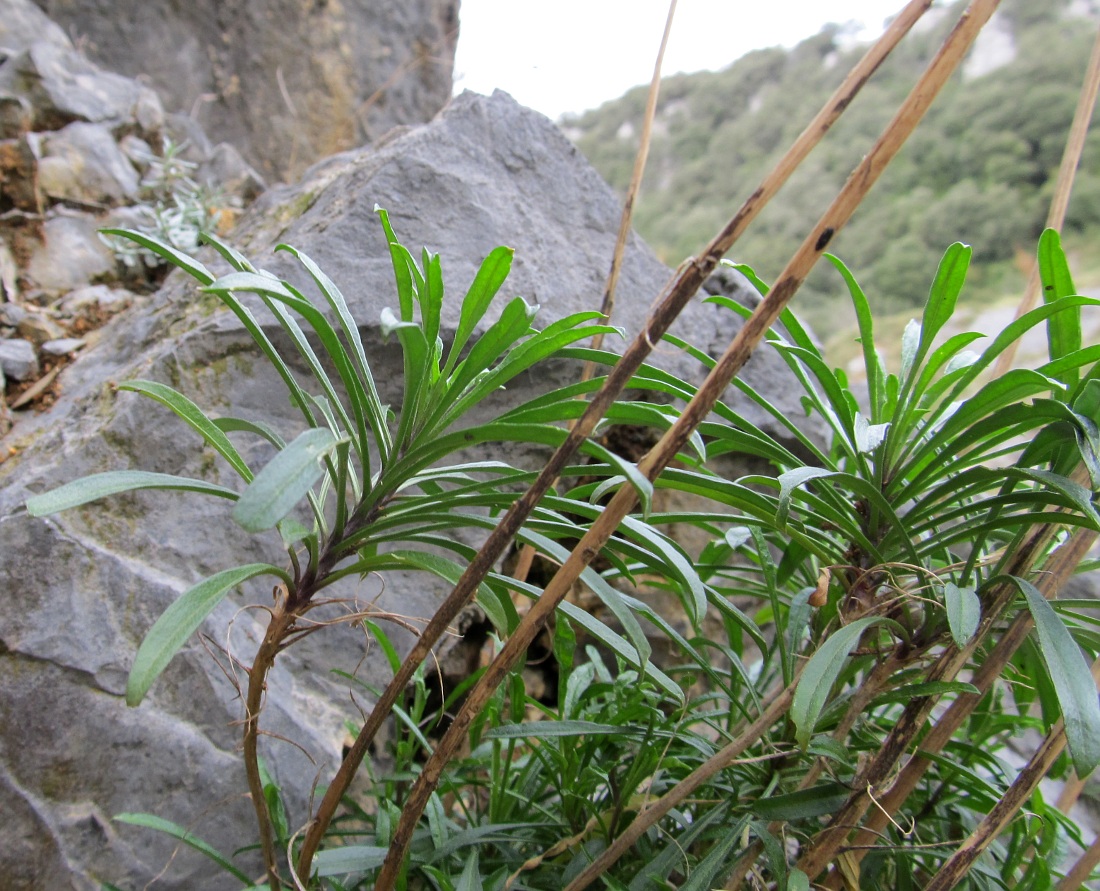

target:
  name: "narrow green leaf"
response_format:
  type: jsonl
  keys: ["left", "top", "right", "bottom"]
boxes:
{"left": 422, "top": 249, "right": 445, "bottom": 348}
{"left": 257, "top": 757, "right": 288, "bottom": 844}
{"left": 127, "top": 563, "right": 283, "bottom": 706}
{"left": 232, "top": 428, "right": 338, "bottom": 532}
{"left": 372, "top": 550, "right": 500, "bottom": 618}
{"left": 276, "top": 243, "right": 391, "bottom": 457}
{"left": 455, "top": 850, "right": 481, "bottom": 891}
{"left": 212, "top": 416, "right": 286, "bottom": 449}
{"left": 120, "top": 380, "right": 253, "bottom": 481}
{"left": 728, "top": 261, "right": 770, "bottom": 297}
{"left": 313, "top": 845, "right": 388, "bottom": 876}
{"left": 447, "top": 245, "right": 515, "bottom": 371}
{"left": 944, "top": 582, "right": 981, "bottom": 647}
{"left": 558, "top": 600, "right": 681, "bottom": 703}
{"left": 26, "top": 471, "right": 237, "bottom": 517}
{"left": 1016, "top": 576, "right": 1100, "bottom": 776}
{"left": 1037, "top": 228, "right": 1081, "bottom": 390}
{"left": 585, "top": 439, "right": 655, "bottom": 520}
{"left": 200, "top": 231, "right": 258, "bottom": 272}
{"left": 678, "top": 818, "right": 745, "bottom": 891}
{"left": 920, "top": 242, "right": 972, "bottom": 358}
{"left": 205, "top": 269, "right": 373, "bottom": 469}
{"left": 113, "top": 813, "right": 251, "bottom": 882}
{"left": 620, "top": 513, "right": 708, "bottom": 627}
{"left": 853, "top": 413, "right": 888, "bottom": 454}
{"left": 100, "top": 229, "right": 214, "bottom": 284}
{"left": 447, "top": 295, "right": 538, "bottom": 398}
{"left": 375, "top": 207, "right": 415, "bottom": 321}
{"left": 751, "top": 783, "right": 851, "bottom": 821}
{"left": 485, "top": 720, "right": 641, "bottom": 740}
{"left": 364, "top": 619, "right": 403, "bottom": 675}
{"left": 791, "top": 617, "right": 883, "bottom": 749}
{"left": 776, "top": 467, "right": 834, "bottom": 530}
{"left": 826, "top": 253, "right": 883, "bottom": 423}
{"left": 870, "top": 681, "right": 981, "bottom": 707}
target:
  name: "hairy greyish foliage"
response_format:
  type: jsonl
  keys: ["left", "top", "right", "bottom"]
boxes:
{"left": 26, "top": 228, "right": 1100, "bottom": 891}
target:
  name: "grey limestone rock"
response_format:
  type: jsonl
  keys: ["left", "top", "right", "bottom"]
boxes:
{"left": 24, "top": 210, "right": 116, "bottom": 295}
{"left": 0, "top": 89, "right": 819, "bottom": 889}
{"left": 0, "top": 335, "right": 38, "bottom": 379}
{"left": 0, "top": 0, "right": 72, "bottom": 54}
{"left": 35, "top": 0, "right": 460, "bottom": 181}
{"left": 37, "top": 120, "right": 141, "bottom": 204}
{"left": 0, "top": 92, "right": 33, "bottom": 139}
{"left": 40, "top": 336, "right": 84, "bottom": 355}
{"left": 0, "top": 40, "right": 163, "bottom": 137}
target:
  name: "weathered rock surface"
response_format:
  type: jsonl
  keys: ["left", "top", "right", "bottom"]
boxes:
{"left": 38, "top": 121, "right": 141, "bottom": 204}
{"left": 33, "top": 0, "right": 461, "bottom": 181}
{"left": 0, "top": 40, "right": 163, "bottom": 135}
{"left": 0, "top": 0, "right": 268, "bottom": 417}
{"left": 0, "top": 88, "right": 817, "bottom": 889}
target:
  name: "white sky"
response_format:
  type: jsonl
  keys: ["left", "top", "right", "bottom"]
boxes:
{"left": 453, "top": 1, "right": 905, "bottom": 120}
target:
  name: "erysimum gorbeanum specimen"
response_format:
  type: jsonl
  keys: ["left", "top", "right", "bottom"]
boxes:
{"left": 25, "top": 211, "right": 713, "bottom": 889}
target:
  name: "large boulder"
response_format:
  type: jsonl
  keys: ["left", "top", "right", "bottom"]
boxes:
{"left": 0, "top": 89, "right": 813, "bottom": 889}
{"left": 31, "top": 0, "right": 460, "bottom": 181}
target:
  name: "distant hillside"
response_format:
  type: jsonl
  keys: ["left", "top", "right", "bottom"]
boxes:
{"left": 564, "top": 0, "right": 1100, "bottom": 332}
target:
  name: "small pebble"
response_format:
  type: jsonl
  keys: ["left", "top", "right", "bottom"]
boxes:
{"left": 41, "top": 337, "right": 85, "bottom": 356}
{"left": 17, "top": 313, "right": 66, "bottom": 345}
{"left": 0, "top": 338, "right": 39, "bottom": 381}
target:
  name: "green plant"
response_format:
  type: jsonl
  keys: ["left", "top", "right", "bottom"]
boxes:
{"left": 29, "top": 224, "right": 1100, "bottom": 891}
{"left": 21, "top": 3, "right": 1100, "bottom": 886}
{"left": 103, "top": 138, "right": 236, "bottom": 270}
{"left": 27, "top": 212, "right": 713, "bottom": 889}
{"left": 365, "top": 231, "right": 1096, "bottom": 891}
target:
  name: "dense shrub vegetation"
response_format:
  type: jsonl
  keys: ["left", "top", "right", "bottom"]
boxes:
{"left": 567, "top": 0, "right": 1100, "bottom": 323}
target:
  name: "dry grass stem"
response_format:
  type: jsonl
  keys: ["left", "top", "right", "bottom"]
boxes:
{"left": 375, "top": 0, "right": 981, "bottom": 880}
{"left": 296, "top": 3, "right": 932, "bottom": 883}
{"left": 992, "top": 23, "right": 1100, "bottom": 376}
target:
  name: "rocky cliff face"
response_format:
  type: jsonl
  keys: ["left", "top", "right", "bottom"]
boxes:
{"left": 0, "top": 5, "right": 814, "bottom": 889}
{"left": 31, "top": 0, "right": 460, "bottom": 181}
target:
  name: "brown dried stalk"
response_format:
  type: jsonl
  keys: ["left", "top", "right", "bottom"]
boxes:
{"left": 373, "top": 0, "right": 974, "bottom": 881}
{"left": 293, "top": 3, "right": 930, "bottom": 884}
{"left": 583, "top": 0, "right": 677, "bottom": 366}
{"left": 512, "top": 0, "right": 676, "bottom": 591}
{"left": 924, "top": 654, "right": 1100, "bottom": 891}
{"left": 991, "top": 24, "right": 1100, "bottom": 377}
{"left": 816, "top": 522, "right": 1097, "bottom": 888}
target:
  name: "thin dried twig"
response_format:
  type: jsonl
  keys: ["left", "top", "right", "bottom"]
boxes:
{"left": 294, "top": 2, "right": 930, "bottom": 883}
{"left": 991, "top": 23, "right": 1100, "bottom": 376}
{"left": 581, "top": 0, "right": 677, "bottom": 371}
{"left": 512, "top": 0, "right": 676, "bottom": 588}
{"left": 374, "top": 0, "right": 976, "bottom": 882}
{"left": 924, "top": 654, "right": 1100, "bottom": 891}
